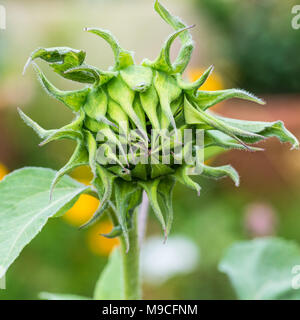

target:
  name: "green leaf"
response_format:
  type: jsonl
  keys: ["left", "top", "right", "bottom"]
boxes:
{"left": 219, "top": 237, "right": 300, "bottom": 300}
{"left": 39, "top": 292, "right": 90, "bottom": 300}
{"left": 94, "top": 248, "right": 124, "bottom": 300}
{"left": 0, "top": 167, "right": 91, "bottom": 279}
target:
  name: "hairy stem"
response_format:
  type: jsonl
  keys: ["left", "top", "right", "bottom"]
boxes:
{"left": 138, "top": 191, "right": 149, "bottom": 245}
{"left": 109, "top": 194, "right": 149, "bottom": 300}
{"left": 119, "top": 211, "right": 141, "bottom": 300}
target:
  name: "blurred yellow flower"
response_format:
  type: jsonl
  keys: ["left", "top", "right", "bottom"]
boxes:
{"left": 0, "top": 163, "right": 9, "bottom": 181}
{"left": 63, "top": 166, "right": 118, "bottom": 257}
{"left": 87, "top": 220, "right": 120, "bottom": 256}
{"left": 63, "top": 166, "right": 99, "bottom": 227}
{"left": 70, "top": 166, "right": 94, "bottom": 184}
{"left": 188, "top": 68, "right": 224, "bottom": 92}
{"left": 63, "top": 193, "right": 100, "bottom": 227}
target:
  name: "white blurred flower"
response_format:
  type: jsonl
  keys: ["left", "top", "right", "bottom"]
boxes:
{"left": 141, "top": 235, "right": 199, "bottom": 285}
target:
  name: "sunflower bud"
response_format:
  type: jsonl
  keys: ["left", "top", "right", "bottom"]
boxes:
{"left": 20, "top": 1, "right": 299, "bottom": 250}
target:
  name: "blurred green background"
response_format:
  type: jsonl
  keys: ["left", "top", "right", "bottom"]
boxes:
{"left": 0, "top": 0, "right": 299, "bottom": 300}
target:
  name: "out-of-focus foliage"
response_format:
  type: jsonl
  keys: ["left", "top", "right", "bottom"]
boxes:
{"left": 0, "top": 168, "right": 93, "bottom": 280}
{"left": 220, "top": 238, "right": 300, "bottom": 300}
{"left": 93, "top": 248, "right": 123, "bottom": 300}
{"left": 196, "top": 0, "right": 300, "bottom": 93}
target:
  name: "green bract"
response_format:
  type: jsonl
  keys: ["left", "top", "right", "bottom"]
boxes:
{"left": 20, "top": 0, "right": 298, "bottom": 249}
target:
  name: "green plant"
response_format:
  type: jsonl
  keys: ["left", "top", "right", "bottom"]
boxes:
{"left": 0, "top": 1, "right": 298, "bottom": 300}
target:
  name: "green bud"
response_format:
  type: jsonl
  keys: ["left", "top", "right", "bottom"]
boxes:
{"left": 20, "top": 0, "right": 299, "bottom": 248}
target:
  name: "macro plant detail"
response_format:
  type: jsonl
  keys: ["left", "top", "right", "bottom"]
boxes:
{"left": 0, "top": 0, "right": 298, "bottom": 300}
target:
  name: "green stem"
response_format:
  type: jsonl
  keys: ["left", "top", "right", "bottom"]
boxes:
{"left": 109, "top": 209, "right": 141, "bottom": 300}
{"left": 120, "top": 212, "right": 141, "bottom": 300}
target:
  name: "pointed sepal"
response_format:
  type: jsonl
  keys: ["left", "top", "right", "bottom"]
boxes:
{"left": 157, "top": 176, "right": 176, "bottom": 238}
{"left": 114, "top": 179, "right": 139, "bottom": 252}
{"left": 193, "top": 89, "right": 265, "bottom": 111}
{"left": 177, "top": 65, "right": 214, "bottom": 93}
{"left": 50, "top": 142, "right": 89, "bottom": 200}
{"left": 150, "top": 0, "right": 194, "bottom": 74}
{"left": 139, "top": 179, "right": 167, "bottom": 239}
{"left": 33, "top": 63, "right": 90, "bottom": 111}
{"left": 143, "top": 25, "right": 194, "bottom": 74}
{"left": 173, "top": 165, "right": 201, "bottom": 196}
{"left": 201, "top": 164, "right": 240, "bottom": 187}
{"left": 85, "top": 28, "right": 134, "bottom": 70}
{"left": 154, "top": 71, "right": 182, "bottom": 132}
{"left": 80, "top": 166, "right": 117, "bottom": 229}
{"left": 24, "top": 47, "right": 95, "bottom": 83}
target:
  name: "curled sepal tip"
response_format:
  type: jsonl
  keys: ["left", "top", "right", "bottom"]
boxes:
{"left": 50, "top": 142, "right": 89, "bottom": 201}
{"left": 201, "top": 164, "right": 240, "bottom": 187}
{"left": 18, "top": 108, "right": 54, "bottom": 139}
{"left": 18, "top": 108, "right": 85, "bottom": 146}
{"left": 32, "top": 63, "right": 90, "bottom": 112}
{"left": 143, "top": 25, "right": 195, "bottom": 74}
{"left": 177, "top": 65, "right": 214, "bottom": 93}
{"left": 153, "top": 0, "right": 194, "bottom": 74}
{"left": 79, "top": 166, "right": 116, "bottom": 229}
{"left": 23, "top": 47, "right": 95, "bottom": 83}
{"left": 64, "top": 65, "right": 117, "bottom": 87}
{"left": 174, "top": 165, "right": 201, "bottom": 196}
{"left": 85, "top": 27, "right": 134, "bottom": 70}
{"left": 100, "top": 225, "right": 123, "bottom": 239}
